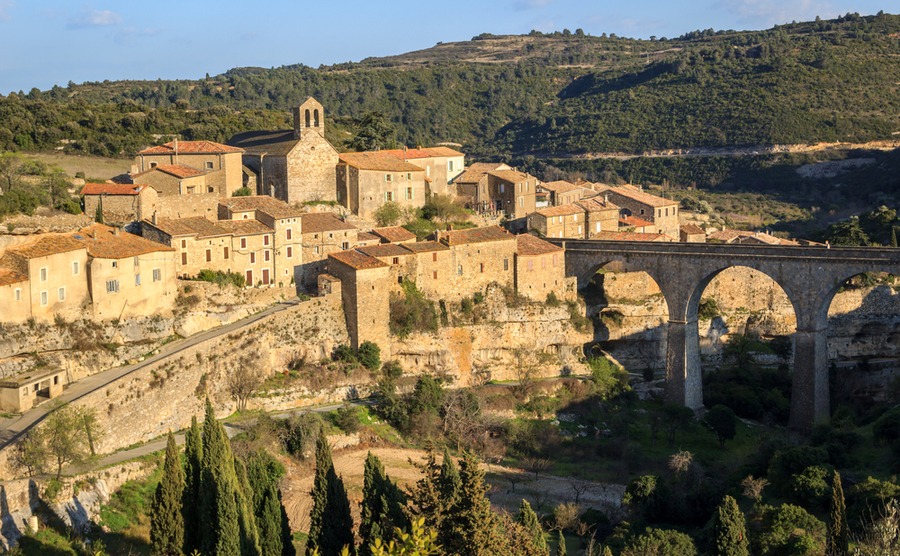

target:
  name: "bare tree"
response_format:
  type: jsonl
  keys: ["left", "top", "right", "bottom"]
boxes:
{"left": 523, "top": 456, "right": 551, "bottom": 479}
{"left": 569, "top": 479, "right": 591, "bottom": 505}
{"left": 441, "top": 389, "right": 482, "bottom": 451}
{"left": 741, "top": 475, "right": 769, "bottom": 503}
{"left": 668, "top": 450, "right": 694, "bottom": 477}
{"left": 228, "top": 354, "right": 265, "bottom": 412}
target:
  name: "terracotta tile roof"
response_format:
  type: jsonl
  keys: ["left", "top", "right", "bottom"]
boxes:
{"left": 593, "top": 231, "right": 672, "bottom": 242}
{"left": 534, "top": 204, "right": 584, "bottom": 218}
{"left": 300, "top": 213, "right": 357, "bottom": 234}
{"left": 138, "top": 140, "right": 243, "bottom": 155}
{"left": 81, "top": 183, "right": 148, "bottom": 196}
{"left": 619, "top": 216, "right": 655, "bottom": 228}
{"left": 329, "top": 250, "right": 388, "bottom": 271}
{"left": 219, "top": 196, "right": 303, "bottom": 219}
{"left": 357, "top": 231, "right": 381, "bottom": 244}
{"left": 357, "top": 244, "right": 413, "bottom": 258}
{"left": 73, "top": 224, "right": 175, "bottom": 259}
{"left": 440, "top": 226, "right": 514, "bottom": 246}
{"left": 594, "top": 184, "right": 677, "bottom": 208}
{"left": 517, "top": 233, "right": 563, "bottom": 256}
{"left": 454, "top": 162, "right": 510, "bottom": 184}
{"left": 540, "top": 180, "right": 581, "bottom": 194}
{"left": 132, "top": 164, "right": 207, "bottom": 180}
{"left": 146, "top": 216, "right": 229, "bottom": 238}
{"left": 488, "top": 169, "right": 531, "bottom": 184}
{"left": 576, "top": 197, "right": 619, "bottom": 212}
{"left": 371, "top": 226, "right": 417, "bottom": 243}
{"left": 708, "top": 229, "right": 798, "bottom": 246}
{"left": 380, "top": 146, "right": 465, "bottom": 160}
{"left": 217, "top": 220, "right": 273, "bottom": 236}
{"left": 338, "top": 152, "right": 425, "bottom": 172}
{"left": 8, "top": 235, "right": 85, "bottom": 259}
{"left": 401, "top": 241, "right": 449, "bottom": 254}
{"left": 680, "top": 224, "right": 705, "bottom": 235}
{"left": 0, "top": 265, "right": 28, "bottom": 287}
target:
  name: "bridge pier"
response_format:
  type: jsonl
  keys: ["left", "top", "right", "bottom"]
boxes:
{"left": 665, "top": 318, "right": 704, "bottom": 410}
{"left": 789, "top": 327, "right": 830, "bottom": 431}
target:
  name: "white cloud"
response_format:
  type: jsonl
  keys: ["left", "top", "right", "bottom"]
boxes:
{"left": 717, "top": 0, "right": 838, "bottom": 26}
{"left": 0, "top": 0, "right": 14, "bottom": 22}
{"left": 68, "top": 8, "right": 122, "bottom": 29}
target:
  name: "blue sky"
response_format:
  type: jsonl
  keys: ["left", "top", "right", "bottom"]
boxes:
{"left": 0, "top": 1, "right": 891, "bottom": 94}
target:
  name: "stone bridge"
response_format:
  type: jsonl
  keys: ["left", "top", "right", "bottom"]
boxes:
{"left": 550, "top": 239, "right": 900, "bottom": 430}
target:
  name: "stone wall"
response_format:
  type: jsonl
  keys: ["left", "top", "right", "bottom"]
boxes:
{"left": 155, "top": 193, "right": 221, "bottom": 220}
{"left": 287, "top": 133, "right": 339, "bottom": 204}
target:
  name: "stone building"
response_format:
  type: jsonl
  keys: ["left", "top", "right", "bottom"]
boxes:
{"left": 592, "top": 184, "right": 680, "bottom": 239}
{"left": 371, "top": 226, "right": 417, "bottom": 244}
{"left": 527, "top": 197, "right": 619, "bottom": 239}
{"left": 619, "top": 215, "right": 656, "bottom": 233}
{"left": 82, "top": 183, "right": 158, "bottom": 226}
{"left": 378, "top": 147, "right": 465, "bottom": 197}
{"left": 452, "top": 162, "right": 511, "bottom": 210}
{"left": 228, "top": 98, "right": 341, "bottom": 204}
{"left": 73, "top": 224, "right": 177, "bottom": 320}
{"left": 326, "top": 250, "right": 391, "bottom": 350}
{"left": 0, "top": 367, "right": 67, "bottom": 412}
{"left": 538, "top": 180, "right": 593, "bottom": 207}
{"left": 514, "top": 234, "right": 566, "bottom": 302}
{"left": 680, "top": 224, "right": 706, "bottom": 243}
{"left": 336, "top": 152, "right": 427, "bottom": 219}
{"left": 0, "top": 236, "right": 90, "bottom": 323}
{"left": 298, "top": 212, "right": 358, "bottom": 290}
{"left": 435, "top": 226, "right": 518, "bottom": 300}
{"left": 133, "top": 141, "right": 245, "bottom": 197}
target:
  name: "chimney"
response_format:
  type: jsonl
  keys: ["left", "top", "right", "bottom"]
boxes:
{"left": 403, "top": 145, "right": 408, "bottom": 162}
{"left": 604, "top": 193, "right": 609, "bottom": 206}
{"left": 152, "top": 211, "right": 158, "bottom": 226}
{"left": 113, "top": 226, "right": 120, "bottom": 236}
{"left": 173, "top": 137, "right": 179, "bottom": 165}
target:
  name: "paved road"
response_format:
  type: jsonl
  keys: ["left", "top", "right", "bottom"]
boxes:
{"left": 0, "top": 298, "right": 301, "bottom": 450}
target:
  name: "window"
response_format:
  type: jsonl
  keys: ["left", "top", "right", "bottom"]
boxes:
{"left": 39, "top": 267, "right": 47, "bottom": 282}
{"left": 596, "top": 222, "right": 601, "bottom": 232}
{"left": 552, "top": 254, "right": 558, "bottom": 266}
{"left": 433, "top": 271, "right": 438, "bottom": 280}
{"left": 432, "top": 252, "right": 437, "bottom": 262}
{"left": 341, "top": 242, "right": 349, "bottom": 250}
{"left": 14, "top": 288, "right": 21, "bottom": 301}
{"left": 181, "top": 239, "right": 187, "bottom": 248}
{"left": 72, "top": 261, "right": 79, "bottom": 275}
{"left": 250, "top": 252, "right": 256, "bottom": 264}
{"left": 480, "top": 263, "right": 485, "bottom": 273}
{"left": 264, "top": 250, "right": 270, "bottom": 262}
{"left": 181, "top": 252, "right": 188, "bottom": 265}
{"left": 392, "top": 257, "right": 399, "bottom": 265}
{"left": 186, "top": 186, "right": 196, "bottom": 194}
{"left": 640, "top": 209, "right": 645, "bottom": 215}
{"left": 385, "top": 174, "right": 393, "bottom": 182}
{"left": 264, "top": 235, "right": 270, "bottom": 246}
{"left": 518, "top": 197, "right": 523, "bottom": 207}
{"left": 407, "top": 173, "right": 412, "bottom": 180}
{"left": 208, "top": 187, "right": 215, "bottom": 193}
{"left": 286, "top": 229, "right": 292, "bottom": 240}
{"left": 153, "top": 268, "right": 161, "bottom": 282}
{"left": 111, "top": 261, "right": 118, "bottom": 268}
{"left": 448, "top": 160, "right": 455, "bottom": 172}
{"left": 314, "top": 246, "right": 320, "bottom": 255}
{"left": 328, "top": 232, "right": 334, "bottom": 239}
{"left": 384, "top": 191, "right": 393, "bottom": 202}
{"left": 457, "top": 265, "right": 463, "bottom": 276}
{"left": 503, "top": 258, "right": 509, "bottom": 271}
{"left": 224, "top": 247, "right": 229, "bottom": 259}
{"left": 106, "top": 280, "right": 119, "bottom": 293}
{"left": 527, "top": 260, "right": 534, "bottom": 271}
{"left": 573, "top": 214, "right": 578, "bottom": 222}
{"left": 241, "top": 238, "right": 247, "bottom": 249}
{"left": 205, "top": 161, "right": 214, "bottom": 170}
{"left": 135, "top": 274, "right": 141, "bottom": 286}
{"left": 286, "top": 246, "right": 293, "bottom": 259}
{"left": 406, "top": 187, "right": 413, "bottom": 200}
{"left": 206, "top": 249, "right": 212, "bottom": 262}
{"left": 134, "top": 256, "right": 140, "bottom": 267}
{"left": 500, "top": 184, "right": 505, "bottom": 193}
{"left": 58, "top": 287, "right": 66, "bottom": 301}
{"left": 150, "top": 162, "right": 158, "bottom": 168}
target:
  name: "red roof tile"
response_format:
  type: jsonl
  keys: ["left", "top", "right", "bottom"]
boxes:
{"left": 300, "top": 213, "right": 357, "bottom": 234}
{"left": 73, "top": 224, "right": 174, "bottom": 259}
{"left": 680, "top": 224, "right": 705, "bottom": 235}
{"left": 357, "top": 244, "right": 413, "bottom": 258}
{"left": 329, "top": 250, "right": 388, "bottom": 270}
{"left": 619, "top": 216, "right": 655, "bottom": 228}
{"left": 216, "top": 220, "right": 272, "bottom": 236}
{"left": 0, "top": 266, "right": 28, "bottom": 287}
{"left": 371, "top": 226, "right": 417, "bottom": 243}
{"left": 441, "top": 226, "right": 515, "bottom": 246}
{"left": 380, "top": 146, "right": 465, "bottom": 160}
{"left": 517, "top": 234, "right": 563, "bottom": 256}
{"left": 219, "top": 195, "right": 304, "bottom": 219}
{"left": 138, "top": 140, "right": 243, "bottom": 155}
{"left": 400, "top": 241, "right": 449, "bottom": 254}
{"left": 81, "top": 183, "right": 148, "bottom": 196}
{"left": 338, "top": 152, "right": 426, "bottom": 172}
{"left": 8, "top": 235, "right": 85, "bottom": 259}
{"left": 594, "top": 184, "right": 677, "bottom": 208}
{"left": 593, "top": 231, "right": 672, "bottom": 242}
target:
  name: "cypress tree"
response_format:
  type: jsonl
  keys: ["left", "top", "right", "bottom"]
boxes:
{"left": 711, "top": 495, "right": 749, "bottom": 556}
{"left": 199, "top": 399, "right": 242, "bottom": 555}
{"left": 306, "top": 435, "right": 355, "bottom": 556}
{"left": 247, "top": 451, "right": 287, "bottom": 556}
{"left": 279, "top": 488, "right": 296, "bottom": 556}
{"left": 182, "top": 416, "right": 202, "bottom": 555}
{"left": 234, "top": 456, "right": 262, "bottom": 556}
{"left": 517, "top": 499, "right": 548, "bottom": 556}
{"left": 826, "top": 470, "right": 850, "bottom": 556}
{"left": 892, "top": 226, "right": 898, "bottom": 248}
{"left": 150, "top": 432, "right": 185, "bottom": 556}
{"left": 360, "top": 452, "right": 408, "bottom": 555}
{"left": 438, "top": 448, "right": 461, "bottom": 509}
{"left": 556, "top": 530, "right": 567, "bottom": 556}
{"left": 409, "top": 443, "right": 443, "bottom": 529}
{"left": 442, "top": 451, "right": 499, "bottom": 556}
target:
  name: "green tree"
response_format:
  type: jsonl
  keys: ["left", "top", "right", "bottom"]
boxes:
{"left": 246, "top": 450, "right": 292, "bottom": 556}
{"left": 703, "top": 405, "right": 737, "bottom": 448}
{"left": 358, "top": 342, "right": 382, "bottom": 372}
{"left": 442, "top": 451, "right": 501, "bottom": 556}
{"left": 346, "top": 112, "right": 397, "bottom": 151}
{"left": 42, "top": 403, "right": 99, "bottom": 479}
{"left": 307, "top": 435, "right": 355, "bottom": 556}
{"left": 360, "top": 452, "right": 408, "bottom": 556}
{"left": 198, "top": 400, "right": 245, "bottom": 556}
{"left": 409, "top": 444, "right": 444, "bottom": 530}
{"left": 555, "top": 530, "right": 566, "bottom": 556}
{"left": 374, "top": 202, "right": 403, "bottom": 227}
{"left": 826, "top": 216, "right": 870, "bottom": 246}
{"left": 826, "top": 471, "right": 849, "bottom": 556}
{"left": 150, "top": 433, "right": 185, "bottom": 556}
{"left": 182, "top": 416, "right": 203, "bottom": 555}
{"left": 622, "top": 528, "right": 697, "bottom": 556}
{"left": 710, "top": 495, "right": 748, "bottom": 556}
{"left": 369, "top": 518, "right": 441, "bottom": 556}
{"left": 516, "top": 500, "right": 548, "bottom": 556}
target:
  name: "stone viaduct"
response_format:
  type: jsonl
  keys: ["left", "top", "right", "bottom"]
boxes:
{"left": 550, "top": 239, "right": 900, "bottom": 431}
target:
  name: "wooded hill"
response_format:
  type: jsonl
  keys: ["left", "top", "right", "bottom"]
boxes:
{"left": 1, "top": 12, "right": 897, "bottom": 161}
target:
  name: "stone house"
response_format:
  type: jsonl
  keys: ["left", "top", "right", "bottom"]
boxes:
{"left": 336, "top": 152, "right": 427, "bottom": 219}
{"left": 485, "top": 169, "right": 539, "bottom": 228}
{"left": 72, "top": 224, "right": 177, "bottom": 320}
{"left": 133, "top": 140, "right": 245, "bottom": 197}
{"left": 527, "top": 197, "right": 619, "bottom": 239}
{"left": 379, "top": 147, "right": 465, "bottom": 197}
{"left": 619, "top": 215, "right": 656, "bottom": 233}
{"left": 680, "top": 224, "right": 706, "bottom": 243}
{"left": 371, "top": 226, "right": 417, "bottom": 244}
{"left": 435, "top": 226, "right": 518, "bottom": 300}
{"left": 298, "top": 212, "right": 358, "bottom": 290}
{"left": 326, "top": 250, "right": 391, "bottom": 350}
{"left": 592, "top": 184, "right": 680, "bottom": 239}
{"left": 356, "top": 232, "right": 381, "bottom": 248}
{"left": 514, "top": 234, "right": 566, "bottom": 302}
{"left": 82, "top": 183, "right": 158, "bottom": 226}
{"left": 0, "top": 367, "right": 67, "bottom": 412}
{"left": 218, "top": 196, "right": 305, "bottom": 285}
{"left": 0, "top": 236, "right": 90, "bottom": 323}
{"left": 228, "top": 98, "right": 341, "bottom": 204}
{"left": 538, "top": 180, "right": 592, "bottom": 207}
{"left": 452, "top": 162, "right": 512, "bottom": 210}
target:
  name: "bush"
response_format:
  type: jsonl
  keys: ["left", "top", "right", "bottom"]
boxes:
{"left": 232, "top": 186, "right": 253, "bottom": 196}
{"left": 622, "top": 527, "right": 698, "bottom": 556}
{"left": 390, "top": 279, "right": 438, "bottom": 338}
{"left": 374, "top": 201, "right": 403, "bottom": 227}
{"left": 873, "top": 407, "right": 900, "bottom": 446}
{"left": 768, "top": 446, "right": 829, "bottom": 496}
{"left": 566, "top": 300, "right": 591, "bottom": 332}
{"left": 196, "top": 269, "right": 246, "bottom": 288}
{"left": 357, "top": 341, "right": 381, "bottom": 371}
{"left": 332, "top": 344, "right": 357, "bottom": 364}
{"left": 546, "top": 291, "right": 561, "bottom": 307}
{"left": 698, "top": 298, "right": 720, "bottom": 320}
{"left": 790, "top": 465, "right": 830, "bottom": 510}
{"left": 754, "top": 504, "right": 825, "bottom": 556}
{"left": 334, "top": 404, "right": 361, "bottom": 433}
{"left": 703, "top": 404, "right": 737, "bottom": 447}
{"left": 588, "top": 356, "right": 630, "bottom": 399}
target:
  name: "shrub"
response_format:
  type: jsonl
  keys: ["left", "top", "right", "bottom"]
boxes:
{"left": 196, "top": 269, "right": 246, "bottom": 288}
{"left": 703, "top": 404, "right": 737, "bottom": 447}
{"left": 232, "top": 186, "right": 253, "bottom": 197}
{"left": 334, "top": 405, "right": 361, "bottom": 433}
{"left": 698, "top": 298, "right": 720, "bottom": 320}
{"left": 390, "top": 279, "right": 438, "bottom": 338}
{"left": 790, "top": 465, "right": 830, "bottom": 509}
{"left": 357, "top": 341, "right": 381, "bottom": 371}
{"left": 622, "top": 527, "right": 698, "bottom": 556}
{"left": 873, "top": 407, "right": 900, "bottom": 446}
{"left": 546, "top": 291, "right": 561, "bottom": 307}
{"left": 588, "top": 356, "right": 630, "bottom": 399}
{"left": 332, "top": 344, "right": 357, "bottom": 364}
{"left": 566, "top": 300, "right": 591, "bottom": 332}
{"left": 374, "top": 201, "right": 403, "bottom": 227}
{"left": 754, "top": 504, "right": 825, "bottom": 556}
{"left": 768, "top": 446, "right": 829, "bottom": 496}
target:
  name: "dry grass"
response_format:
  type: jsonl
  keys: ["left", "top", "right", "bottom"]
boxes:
{"left": 28, "top": 153, "right": 131, "bottom": 180}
